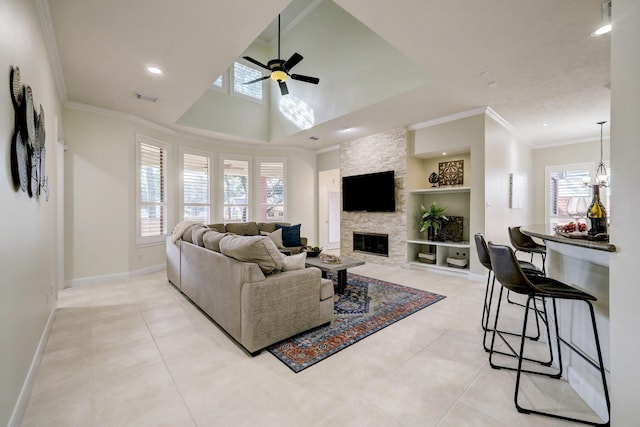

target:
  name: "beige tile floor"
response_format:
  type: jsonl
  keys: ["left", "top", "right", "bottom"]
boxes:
{"left": 20, "top": 263, "right": 606, "bottom": 426}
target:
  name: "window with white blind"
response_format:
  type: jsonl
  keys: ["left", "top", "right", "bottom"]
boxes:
{"left": 182, "top": 150, "right": 211, "bottom": 223}
{"left": 232, "top": 61, "right": 263, "bottom": 101}
{"left": 137, "top": 136, "right": 169, "bottom": 244}
{"left": 545, "top": 162, "right": 611, "bottom": 224}
{"left": 258, "top": 159, "right": 286, "bottom": 222}
{"left": 222, "top": 157, "right": 250, "bottom": 222}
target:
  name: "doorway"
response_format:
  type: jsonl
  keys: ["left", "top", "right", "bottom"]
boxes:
{"left": 318, "top": 169, "right": 340, "bottom": 251}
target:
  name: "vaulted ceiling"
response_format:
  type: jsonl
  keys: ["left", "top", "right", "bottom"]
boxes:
{"left": 44, "top": 0, "right": 611, "bottom": 149}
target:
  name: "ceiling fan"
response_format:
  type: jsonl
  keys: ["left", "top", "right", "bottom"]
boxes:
{"left": 243, "top": 14, "right": 319, "bottom": 96}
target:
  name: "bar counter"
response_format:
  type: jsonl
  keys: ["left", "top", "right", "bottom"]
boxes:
{"left": 520, "top": 224, "right": 611, "bottom": 419}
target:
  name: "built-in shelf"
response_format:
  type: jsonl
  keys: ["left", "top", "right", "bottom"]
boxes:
{"left": 409, "top": 186, "right": 471, "bottom": 195}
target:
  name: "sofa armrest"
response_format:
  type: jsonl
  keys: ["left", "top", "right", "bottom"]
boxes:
{"left": 240, "top": 267, "right": 326, "bottom": 352}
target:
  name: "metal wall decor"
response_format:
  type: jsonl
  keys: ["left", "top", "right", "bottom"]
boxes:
{"left": 438, "top": 160, "right": 464, "bottom": 186}
{"left": 9, "top": 66, "right": 48, "bottom": 200}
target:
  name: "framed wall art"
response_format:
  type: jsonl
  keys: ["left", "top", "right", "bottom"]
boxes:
{"left": 438, "top": 160, "right": 464, "bottom": 186}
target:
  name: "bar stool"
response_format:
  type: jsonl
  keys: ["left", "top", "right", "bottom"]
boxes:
{"left": 474, "top": 233, "right": 544, "bottom": 352}
{"left": 487, "top": 242, "right": 610, "bottom": 426}
{"left": 508, "top": 226, "right": 546, "bottom": 274}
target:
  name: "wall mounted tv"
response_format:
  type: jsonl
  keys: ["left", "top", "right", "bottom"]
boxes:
{"left": 342, "top": 170, "right": 396, "bottom": 212}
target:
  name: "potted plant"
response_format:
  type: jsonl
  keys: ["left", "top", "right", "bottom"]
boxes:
{"left": 419, "top": 202, "right": 448, "bottom": 241}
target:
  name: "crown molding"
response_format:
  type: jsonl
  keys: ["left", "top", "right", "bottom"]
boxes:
{"left": 36, "top": 0, "right": 67, "bottom": 101}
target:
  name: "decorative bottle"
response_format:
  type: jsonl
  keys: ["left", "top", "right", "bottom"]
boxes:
{"left": 587, "top": 185, "right": 607, "bottom": 236}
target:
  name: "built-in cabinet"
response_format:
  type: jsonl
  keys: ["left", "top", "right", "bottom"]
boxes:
{"left": 407, "top": 186, "right": 471, "bottom": 275}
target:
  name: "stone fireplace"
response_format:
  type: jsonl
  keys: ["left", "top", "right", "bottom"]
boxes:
{"left": 340, "top": 128, "right": 408, "bottom": 266}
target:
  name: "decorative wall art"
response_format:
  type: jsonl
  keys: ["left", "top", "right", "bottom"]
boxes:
{"left": 9, "top": 66, "right": 48, "bottom": 200}
{"left": 438, "top": 160, "right": 464, "bottom": 186}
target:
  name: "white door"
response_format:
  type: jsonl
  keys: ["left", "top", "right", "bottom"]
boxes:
{"left": 318, "top": 169, "right": 340, "bottom": 250}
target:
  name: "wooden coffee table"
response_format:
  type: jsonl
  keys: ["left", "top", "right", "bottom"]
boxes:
{"left": 305, "top": 255, "right": 365, "bottom": 293}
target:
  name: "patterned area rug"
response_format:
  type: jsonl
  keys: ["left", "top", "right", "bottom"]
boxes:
{"left": 267, "top": 273, "right": 446, "bottom": 372}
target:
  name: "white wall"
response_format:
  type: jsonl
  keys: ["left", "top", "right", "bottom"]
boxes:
{"left": 62, "top": 106, "right": 318, "bottom": 282}
{"left": 609, "top": 0, "right": 640, "bottom": 423}
{"left": 0, "top": 0, "right": 62, "bottom": 424}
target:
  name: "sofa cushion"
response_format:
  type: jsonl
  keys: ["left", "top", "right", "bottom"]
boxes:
{"left": 203, "top": 230, "right": 228, "bottom": 252}
{"left": 260, "top": 228, "right": 284, "bottom": 248}
{"left": 282, "top": 252, "right": 306, "bottom": 271}
{"left": 275, "top": 223, "right": 303, "bottom": 247}
{"left": 192, "top": 227, "right": 209, "bottom": 246}
{"left": 183, "top": 224, "right": 206, "bottom": 243}
{"left": 207, "top": 223, "right": 226, "bottom": 233}
{"left": 219, "top": 235, "right": 285, "bottom": 274}
{"left": 226, "top": 222, "right": 259, "bottom": 236}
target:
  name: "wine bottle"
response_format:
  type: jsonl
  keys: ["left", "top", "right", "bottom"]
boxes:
{"left": 587, "top": 185, "right": 607, "bottom": 236}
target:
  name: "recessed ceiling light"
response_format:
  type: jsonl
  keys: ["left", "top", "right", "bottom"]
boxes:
{"left": 442, "top": 152, "right": 447, "bottom": 156}
{"left": 340, "top": 127, "right": 355, "bottom": 133}
{"left": 543, "top": 123, "right": 549, "bottom": 127}
{"left": 480, "top": 71, "right": 491, "bottom": 78}
{"left": 488, "top": 81, "right": 498, "bottom": 88}
{"left": 147, "top": 66, "right": 163, "bottom": 75}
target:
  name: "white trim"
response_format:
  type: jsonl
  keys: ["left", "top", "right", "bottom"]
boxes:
{"left": 8, "top": 307, "right": 56, "bottom": 427}
{"left": 35, "top": 0, "right": 67, "bottom": 101}
{"left": 69, "top": 264, "right": 165, "bottom": 287}
{"left": 210, "top": 68, "right": 229, "bottom": 94}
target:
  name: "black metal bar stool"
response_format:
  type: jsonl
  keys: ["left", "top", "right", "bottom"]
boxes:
{"left": 487, "top": 242, "right": 610, "bottom": 426}
{"left": 508, "top": 226, "right": 546, "bottom": 274}
{"left": 474, "top": 233, "right": 545, "bottom": 352}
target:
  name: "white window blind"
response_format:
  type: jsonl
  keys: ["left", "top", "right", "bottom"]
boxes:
{"left": 139, "top": 141, "right": 167, "bottom": 238}
{"left": 259, "top": 160, "right": 285, "bottom": 222}
{"left": 223, "top": 158, "right": 249, "bottom": 222}
{"left": 233, "top": 62, "right": 263, "bottom": 100}
{"left": 183, "top": 152, "right": 210, "bottom": 223}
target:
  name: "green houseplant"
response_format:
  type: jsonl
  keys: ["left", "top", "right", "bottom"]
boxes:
{"left": 419, "top": 202, "right": 448, "bottom": 240}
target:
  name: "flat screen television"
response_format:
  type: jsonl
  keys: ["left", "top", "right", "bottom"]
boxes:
{"left": 342, "top": 170, "right": 396, "bottom": 212}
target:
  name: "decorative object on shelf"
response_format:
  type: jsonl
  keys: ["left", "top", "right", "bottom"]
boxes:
{"left": 302, "top": 246, "right": 323, "bottom": 257}
{"left": 438, "top": 160, "right": 464, "bottom": 186}
{"left": 587, "top": 184, "right": 608, "bottom": 238}
{"left": 428, "top": 172, "right": 439, "bottom": 187}
{"left": 419, "top": 202, "right": 448, "bottom": 241}
{"left": 582, "top": 121, "right": 610, "bottom": 188}
{"left": 438, "top": 216, "right": 464, "bottom": 242}
{"left": 418, "top": 252, "right": 436, "bottom": 264}
{"left": 446, "top": 251, "right": 468, "bottom": 268}
{"left": 8, "top": 66, "right": 49, "bottom": 200}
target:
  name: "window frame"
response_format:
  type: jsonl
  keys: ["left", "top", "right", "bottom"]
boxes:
{"left": 180, "top": 147, "right": 214, "bottom": 224}
{"left": 220, "top": 154, "right": 252, "bottom": 223}
{"left": 256, "top": 157, "right": 287, "bottom": 222}
{"left": 210, "top": 68, "right": 228, "bottom": 94}
{"left": 136, "top": 134, "right": 171, "bottom": 247}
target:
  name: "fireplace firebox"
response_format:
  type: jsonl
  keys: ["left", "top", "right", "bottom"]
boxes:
{"left": 353, "top": 232, "right": 389, "bottom": 256}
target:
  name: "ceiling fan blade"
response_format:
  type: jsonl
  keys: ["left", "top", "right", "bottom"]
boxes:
{"left": 279, "top": 81, "right": 289, "bottom": 96}
{"left": 244, "top": 75, "right": 269, "bottom": 85}
{"left": 283, "top": 53, "right": 303, "bottom": 71}
{"left": 291, "top": 74, "right": 320, "bottom": 84}
{"left": 242, "top": 56, "right": 270, "bottom": 71}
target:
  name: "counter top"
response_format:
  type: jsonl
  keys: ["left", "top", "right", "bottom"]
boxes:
{"left": 521, "top": 224, "right": 616, "bottom": 252}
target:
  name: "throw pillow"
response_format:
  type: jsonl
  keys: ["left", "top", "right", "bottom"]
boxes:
{"left": 283, "top": 252, "right": 307, "bottom": 271}
{"left": 275, "top": 223, "right": 302, "bottom": 247}
{"left": 219, "top": 235, "right": 285, "bottom": 274}
{"left": 260, "top": 228, "right": 284, "bottom": 248}
{"left": 182, "top": 224, "right": 206, "bottom": 243}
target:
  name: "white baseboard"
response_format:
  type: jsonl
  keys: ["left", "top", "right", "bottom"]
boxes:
{"left": 70, "top": 264, "right": 165, "bottom": 287}
{"left": 8, "top": 307, "right": 57, "bottom": 427}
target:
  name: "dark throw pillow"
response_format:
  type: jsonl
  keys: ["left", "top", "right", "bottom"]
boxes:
{"left": 275, "top": 223, "right": 302, "bottom": 247}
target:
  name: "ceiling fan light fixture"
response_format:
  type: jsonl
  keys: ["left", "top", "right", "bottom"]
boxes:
{"left": 271, "top": 70, "right": 288, "bottom": 82}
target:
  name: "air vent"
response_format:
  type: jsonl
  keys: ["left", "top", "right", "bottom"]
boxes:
{"left": 309, "top": 136, "right": 319, "bottom": 141}
{"left": 135, "top": 92, "right": 158, "bottom": 103}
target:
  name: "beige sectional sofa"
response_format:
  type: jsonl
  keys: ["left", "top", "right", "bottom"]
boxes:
{"left": 166, "top": 223, "right": 334, "bottom": 354}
